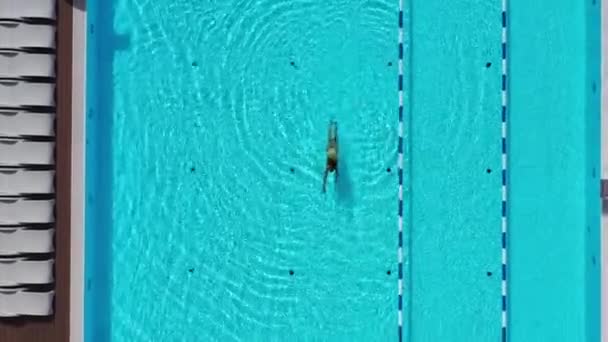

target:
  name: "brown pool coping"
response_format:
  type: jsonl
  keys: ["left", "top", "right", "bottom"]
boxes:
{"left": 0, "top": 0, "right": 73, "bottom": 341}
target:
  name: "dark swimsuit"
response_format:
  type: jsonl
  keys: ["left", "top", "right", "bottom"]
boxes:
{"left": 327, "top": 158, "right": 337, "bottom": 172}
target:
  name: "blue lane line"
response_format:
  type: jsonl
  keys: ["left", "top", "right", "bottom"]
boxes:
{"left": 501, "top": 0, "right": 509, "bottom": 341}
{"left": 397, "top": 1, "right": 404, "bottom": 341}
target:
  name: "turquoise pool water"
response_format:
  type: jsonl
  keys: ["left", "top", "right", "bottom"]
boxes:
{"left": 85, "top": 0, "right": 600, "bottom": 341}
{"left": 87, "top": 0, "right": 396, "bottom": 340}
{"left": 509, "top": 2, "right": 600, "bottom": 341}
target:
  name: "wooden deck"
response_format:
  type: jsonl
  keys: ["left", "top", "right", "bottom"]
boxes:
{"left": 0, "top": 0, "right": 73, "bottom": 341}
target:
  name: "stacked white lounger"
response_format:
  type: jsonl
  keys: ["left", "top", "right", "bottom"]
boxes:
{"left": 0, "top": 0, "right": 56, "bottom": 317}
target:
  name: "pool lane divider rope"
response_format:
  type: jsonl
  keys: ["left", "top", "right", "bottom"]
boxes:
{"left": 397, "top": 0, "right": 404, "bottom": 341}
{"left": 501, "top": 1, "right": 509, "bottom": 341}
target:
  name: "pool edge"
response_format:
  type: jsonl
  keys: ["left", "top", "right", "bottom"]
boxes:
{"left": 602, "top": 0, "right": 607, "bottom": 340}
{"left": 70, "top": 1, "right": 87, "bottom": 342}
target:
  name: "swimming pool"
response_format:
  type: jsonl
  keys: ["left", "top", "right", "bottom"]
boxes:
{"left": 84, "top": 0, "right": 600, "bottom": 341}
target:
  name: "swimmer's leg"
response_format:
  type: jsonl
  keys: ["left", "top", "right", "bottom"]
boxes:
{"left": 334, "top": 166, "right": 338, "bottom": 183}
{"left": 322, "top": 167, "right": 329, "bottom": 193}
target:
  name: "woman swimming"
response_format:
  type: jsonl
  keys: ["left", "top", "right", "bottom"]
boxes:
{"left": 322, "top": 120, "right": 338, "bottom": 193}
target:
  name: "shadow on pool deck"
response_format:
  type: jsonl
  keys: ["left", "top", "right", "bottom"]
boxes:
{"left": 85, "top": 0, "right": 130, "bottom": 341}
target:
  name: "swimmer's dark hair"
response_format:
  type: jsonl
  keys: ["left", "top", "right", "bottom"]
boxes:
{"left": 322, "top": 121, "right": 338, "bottom": 193}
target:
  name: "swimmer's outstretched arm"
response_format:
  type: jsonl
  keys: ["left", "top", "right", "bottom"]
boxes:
{"left": 328, "top": 120, "right": 337, "bottom": 143}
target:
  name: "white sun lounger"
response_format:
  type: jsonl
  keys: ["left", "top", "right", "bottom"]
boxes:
{"left": 0, "top": 258, "right": 54, "bottom": 286}
{"left": 0, "top": 0, "right": 56, "bottom": 19}
{"left": 0, "top": 289, "right": 54, "bottom": 316}
{"left": 0, "top": 139, "right": 54, "bottom": 165}
{"left": 0, "top": 198, "right": 54, "bottom": 225}
{"left": 0, "top": 50, "right": 55, "bottom": 78}
{"left": 0, "top": 22, "right": 55, "bottom": 49}
{"left": 0, "top": 110, "right": 55, "bottom": 137}
{"left": 0, "top": 169, "right": 54, "bottom": 195}
{"left": 0, "top": 228, "right": 54, "bottom": 255}
{"left": 0, "top": 80, "right": 54, "bottom": 107}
